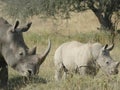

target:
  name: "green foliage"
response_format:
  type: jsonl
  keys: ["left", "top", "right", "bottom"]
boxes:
{"left": 1, "top": 0, "right": 119, "bottom": 20}
{"left": 1, "top": 0, "right": 119, "bottom": 32}
{"left": 1, "top": 0, "right": 87, "bottom": 20}
{"left": 2, "top": 0, "right": 48, "bottom": 20}
{"left": 86, "top": 0, "right": 120, "bottom": 31}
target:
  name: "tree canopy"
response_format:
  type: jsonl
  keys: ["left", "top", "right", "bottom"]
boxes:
{"left": 1, "top": 0, "right": 120, "bottom": 31}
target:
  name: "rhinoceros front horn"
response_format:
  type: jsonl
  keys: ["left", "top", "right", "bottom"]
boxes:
{"left": 28, "top": 46, "right": 37, "bottom": 55}
{"left": 38, "top": 39, "right": 51, "bottom": 65}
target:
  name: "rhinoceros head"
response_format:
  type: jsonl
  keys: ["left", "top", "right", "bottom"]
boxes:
{"left": 96, "top": 44, "right": 119, "bottom": 75}
{"left": 6, "top": 21, "right": 32, "bottom": 58}
{"left": 1, "top": 19, "right": 34, "bottom": 62}
{"left": 12, "top": 40, "right": 51, "bottom": 76}
{"left": 0, "top": 18, "right": 50, "bottom": 77}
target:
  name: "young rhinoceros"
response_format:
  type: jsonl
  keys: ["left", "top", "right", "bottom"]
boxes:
{"left": 54, "top": 41, "right": 119, "bottom": 81}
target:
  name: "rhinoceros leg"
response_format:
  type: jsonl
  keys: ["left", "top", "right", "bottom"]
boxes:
{"left": 54, "top": 63, "right": 64, "bottom": 81}
{"left": 78, "top": 67, "right": 88, "bottom": 75}
{"left": 78, "top": 66, "right": 98, "bottom": 77}
{"left": 0, "top": 60, "right": 8, "bottom": 89}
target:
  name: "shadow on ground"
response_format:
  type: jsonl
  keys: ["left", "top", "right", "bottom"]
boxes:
{"left": 8, "top": 76, "right": 47, "bottom": 90}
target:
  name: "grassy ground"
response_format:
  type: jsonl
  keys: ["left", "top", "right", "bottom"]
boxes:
{"left": 2, "top": 10, "right": 120, "bottom": 90}
{"left": 8, "top": 31, "right": 120, "bottom": 90}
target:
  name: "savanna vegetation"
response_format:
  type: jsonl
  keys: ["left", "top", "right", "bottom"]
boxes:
{"left": 0, "top": 0, "right": 120, "bottom": 90}
{"left": 7, "top": 12, "right": 120, "bottom": 90}
{"left": 1, "top": 0, "right": 120, "bottom": 31}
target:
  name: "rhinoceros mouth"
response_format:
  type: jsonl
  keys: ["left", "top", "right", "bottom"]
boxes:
{"left": 109, "top": 69, "right": 119, "bottom": 75}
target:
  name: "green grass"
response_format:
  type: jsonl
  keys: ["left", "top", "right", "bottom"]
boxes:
{"left": 8, "top": 31, "right": 120, "bottom": 90}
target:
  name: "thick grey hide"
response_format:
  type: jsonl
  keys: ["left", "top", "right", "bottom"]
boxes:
{"left": 0, "top": 17, "right": 32, "bottom": 88}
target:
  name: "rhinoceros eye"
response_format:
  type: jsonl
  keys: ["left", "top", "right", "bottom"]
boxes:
{"left": 19, "top": 52, "right": 24, "bottom": 56}
{"left": 106, "top": 61, "right": 109, "bottom": 65}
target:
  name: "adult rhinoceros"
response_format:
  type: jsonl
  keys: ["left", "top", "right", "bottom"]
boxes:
{"left": 54, "top": 41, "right": 119, "bottom": 81}
{"left": 0, "top": 17, "right": 51, "bottom": 88}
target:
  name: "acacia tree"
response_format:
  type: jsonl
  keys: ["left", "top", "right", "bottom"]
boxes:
{"left": 86, "top": 0, "right": 120, "bottom": 31}
{"left": 1, "top": 0, "right": 120, "bottom": 32}
{"left": 85, "top": 0, "right": 120, "bottom": 43}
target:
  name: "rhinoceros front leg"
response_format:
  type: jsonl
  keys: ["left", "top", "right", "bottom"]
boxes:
{"left": 54, "top": 63, "right": 64, "bottom": 81}
{"left": 78, "top": 66, "right": 88, "bottom": 76}
{"left": 0, "top": 62, "right": 8, "bottom": 89}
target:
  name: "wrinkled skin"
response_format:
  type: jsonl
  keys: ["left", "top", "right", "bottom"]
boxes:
{"left": 54, "top": 41, "right": 119, "bottom": 81}
{"left": 12, "top": 39, "right": 51, "bottom": 77}
{"left": 0, "top": 18, "right": 31, "bottom": 88}
{"left": 0, "top": 17, "right": 51, "bottom": 88}
{"left": 97, "top": 44, "right": 119, "bottom": 75}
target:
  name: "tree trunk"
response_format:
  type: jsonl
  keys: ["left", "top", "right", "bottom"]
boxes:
{"left": 91, "top": 8, "right": 115, "bottom": 43}
{"left": 92, "top": 8, "right": 116, "bottom": 42}
{"left": 92, "top": 10, "right": 113, "bottom": 31}
{"left": 87, "top": 0, "right": 114, "bottom": 31}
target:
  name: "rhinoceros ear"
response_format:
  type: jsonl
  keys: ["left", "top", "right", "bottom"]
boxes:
{"left": 104, "top": 44, "right": 108, "bottom": 50}
{"left": 14, "top": 20, "right": 19, "bottom": 30}
{"left": 28, "top": 46, "right": 37, "bottom": 55}
{"left": 107, "top": 44, "right": 114, "bottom": 51}
{"left": 20, "top": 22, "right": 32, "bottom": 32}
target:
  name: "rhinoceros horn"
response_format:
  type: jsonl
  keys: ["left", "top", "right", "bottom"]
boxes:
{"left": 37, "top": 39, "right": 51, "bottom": 65}
{"left": 28, "top": 46, "right": 37, "bottom": 55}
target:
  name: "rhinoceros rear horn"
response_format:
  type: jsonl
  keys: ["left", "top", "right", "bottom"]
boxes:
{"left": 38, "top": 39, "right": 51, "bottom": 65}
{"left": 28, "top": 46, "right": 37, "bottom": 55}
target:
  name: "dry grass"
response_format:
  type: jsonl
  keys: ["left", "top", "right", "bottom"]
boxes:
{"left": 1, "top": 10, "right": 120, "bottom": 90}
{"left": 8, "top": 31, "right": 120, "bottom": 90}
{"left": 28, "top": 10, "right": 100, "bottom": 34}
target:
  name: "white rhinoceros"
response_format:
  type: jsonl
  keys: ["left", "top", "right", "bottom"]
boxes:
{"left": 54, "top": 41, "right": 119, "bottom": 81}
